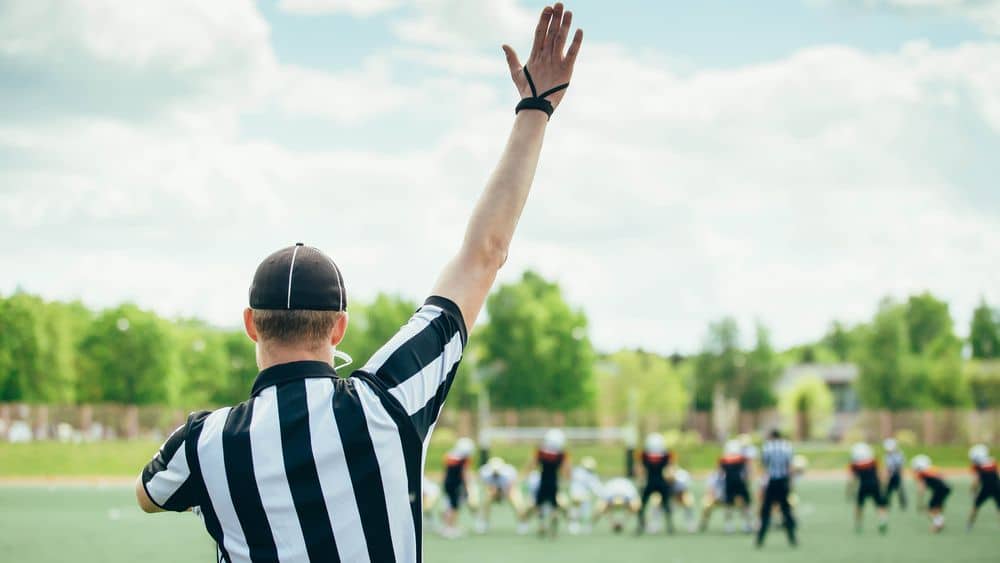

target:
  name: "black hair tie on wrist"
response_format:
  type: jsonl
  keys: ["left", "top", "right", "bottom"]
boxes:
{"left": 515, "top": 65, "right": 569, "bottom": 120}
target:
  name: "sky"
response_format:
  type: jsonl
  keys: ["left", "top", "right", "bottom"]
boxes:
{"left": 1, "top": 0, "right": 998, "bottom": 354}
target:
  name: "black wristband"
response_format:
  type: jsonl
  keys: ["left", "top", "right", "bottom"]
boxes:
{"left": 514, "top": 65, "right": 568, "bottom": 121}
{"left": 515, "top": 97, "right": 554, "bottom": 118}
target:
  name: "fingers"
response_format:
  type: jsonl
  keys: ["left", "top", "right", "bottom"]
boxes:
{"left": 531, "top": 6, "right": 554, "bottom": 59}
{"left": 565, "top": 28, "right": 584, "bottom": 66}
{"left": 554, "top": 10, "right": 573, "bottom": 58}
{"left": 502, "top": 44, "right": 522, "bottom": 77}
{"left": 544, "top": 3, "right": 565, "bottom": 59}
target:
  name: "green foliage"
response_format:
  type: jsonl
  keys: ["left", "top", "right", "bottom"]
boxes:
{"left": 857, "top": 295, "right": 969, "bottom": 410}
{"left": 76, "top": 304, "right": 175, "bottom": 405}
{"left": 0, "top": 293, "right": 47, "bottom": 401}
{"left": 905, "top": 292, "right": 953, "bottom": 355}
{"left": 339, "top": 293, "right": 418, "bottom": 369}
{"left": 741, "top": 324, "right": 780, "bottom": 410}
{"left": 693, "top": 320, "right": 779, "bottom": 411}
{"left": 966, "top": 360, "right": 1000, "bottom": 409}
{"left": 822, "top": 321, "right": 856, "bottom": 362}
{"left": 778, "top": 374, "right": 834, "bottom": 439}
{"left": 480, "top": 271, "right": 593, "bottom": 411}
{"left": 594, "top": 349, "right": 689, "bottom": 426}
{"left": 857, "top": 299, "right": 920, "bottom": 409}
{"left": 970, "top": 298, "right": 1000, "bottom": 359}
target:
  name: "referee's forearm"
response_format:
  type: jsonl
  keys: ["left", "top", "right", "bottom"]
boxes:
{"left": 460, "top": 111, "right": 548, "bottom": 268}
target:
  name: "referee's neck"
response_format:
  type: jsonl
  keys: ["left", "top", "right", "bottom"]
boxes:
{"left": 256, "top": 345, "right": 334, "bottom": 371}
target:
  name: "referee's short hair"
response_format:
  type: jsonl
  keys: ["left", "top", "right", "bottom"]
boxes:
{"left": 251, "top": 309, "right": 344, "bottom": 347}
{"left": 769, "top": 428, "right": 782, "bottom": 440}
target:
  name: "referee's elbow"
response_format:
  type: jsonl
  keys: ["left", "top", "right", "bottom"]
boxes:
{"left": 135, "top": 476, "right": 162, "bottom": 513}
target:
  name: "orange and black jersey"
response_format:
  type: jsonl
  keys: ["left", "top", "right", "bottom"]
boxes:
{"left": 719, "top": 454, "right": 747, "bottom": 483}
{"left": 850, "top": 459, "right": 880, "bottom": 486}
{"left": 972, "top": 460, "right": 999, "bottom": 489}
{"left": 641, "top": 451, "right": 672, "bottom": 484}
{"left": 443, "top": 454, "right": 469, "bottom": 487}
{"left": 537, "top": 449, "right": 566, "bottom": 487}
{"left": 916, "top": 468, "right": 949, "bottom": 494}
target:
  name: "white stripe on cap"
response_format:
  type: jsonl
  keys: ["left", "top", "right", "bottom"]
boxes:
{"left": 286, "top": 245, "right": 301, "bottom": 309}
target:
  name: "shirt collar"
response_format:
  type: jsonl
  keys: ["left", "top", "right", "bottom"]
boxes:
{"left": 250, "top": 360, "right": 338, "bottom": 397}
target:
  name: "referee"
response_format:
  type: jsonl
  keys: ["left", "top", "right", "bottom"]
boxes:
{"left": 134, "top": 4, "right": 584, "bottom": 562}
{"left": 756, "top": 429, "right": 798, "bottom": 548}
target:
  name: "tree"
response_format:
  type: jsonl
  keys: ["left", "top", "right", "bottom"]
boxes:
{"left": 172, "top": 321, "right": 230, "bottom": 406}
{"left": 339, "top": 293, "right": 418, "bottom": 371}
{"left": 970, "top": 299, "right": 1000, "bottom": 359}
{"left": 480, "top": 271, "right": 593, "bottom": 411}
{"left": 823, "top": 321, "right": 854, "bottom": 362}
{"left": 905, "top": 292, "right": 954, "bottom": 355}
{"left": 595, "top": 349, "right": 689, "bottom": 425}
{"left": 692, "top": 318, "right": 741, "bottom": 411}
{"left": 778, "top": 374, "right": 834, "bottom": 440}
{"left": 0, "top": 293, "right": 47, "bottom": 401}
{"left": 856, "top": 299, "right": 918, "bottom": 410}
{"left": 77, "top": 304, "right": 175, "bottom": 404}
{"left": 741, "top": 324, "right": 780, "bottom": 410}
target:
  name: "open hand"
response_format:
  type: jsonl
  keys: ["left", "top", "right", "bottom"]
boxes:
{"left": 502, "top": 3, "right": 583, "bottom": 111}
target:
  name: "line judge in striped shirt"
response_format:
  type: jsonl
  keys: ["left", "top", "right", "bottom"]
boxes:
{"left": 133, "top": 4, "right": 584, "bottom": 562}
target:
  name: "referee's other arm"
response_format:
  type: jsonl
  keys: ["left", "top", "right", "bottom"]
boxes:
{"left": 430, "top": 3, "right": 583, "bottom": 332}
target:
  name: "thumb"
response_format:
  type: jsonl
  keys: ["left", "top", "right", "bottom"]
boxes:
{"left": 502, "top": 44, "right": 521, "bottom": 77}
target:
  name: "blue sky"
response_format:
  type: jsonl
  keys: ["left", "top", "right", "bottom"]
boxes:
{"left": 1, "top": 0, "right": 998, "bottom": 353}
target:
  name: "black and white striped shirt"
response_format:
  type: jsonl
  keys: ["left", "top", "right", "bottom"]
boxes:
{"left": 761, "top": 439, "right": 793, "bottom": 480}
{"left": 141, "top": 296, "right": 466, "bottom": 563}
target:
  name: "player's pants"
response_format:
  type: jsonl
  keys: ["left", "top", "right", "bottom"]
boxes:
{"left": 884, "top": 471, "right": 906, "bottom": 509}
{"left": 756, "top": 477, "right": 796, "bottom": 546}
{"left": 974, "top": 485, "right": 1000, "bottom": 510}
{"left": 638, "top": 481, "right": 673, "bottom": 530}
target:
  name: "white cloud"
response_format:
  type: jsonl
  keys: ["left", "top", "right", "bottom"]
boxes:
{"left": 1, "top": 0, "right": 998, "bottom": 354}
{"left": 278, "top": 0, "right": 403, "bottom": 17}
{"left": 392, "top": 0, "right": 535, "bottom": 48}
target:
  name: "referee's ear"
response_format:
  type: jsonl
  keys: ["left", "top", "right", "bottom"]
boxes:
{"left": 243, "top": 308, "right": 259, "bottom": 343}
{"left": 330, "top": 311, "right": 349, "bottom": 347}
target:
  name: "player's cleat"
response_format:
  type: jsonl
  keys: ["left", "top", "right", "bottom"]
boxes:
{"left": 474, "top": 519, "right": 488, "bottom": 534}
{"left": 516, "top": 522, "right": 530, "bottom": 535}
{"left": 878, "top": 520, "right": 888, "bottom": 535}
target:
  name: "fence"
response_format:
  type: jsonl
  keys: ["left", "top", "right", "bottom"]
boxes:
{"left": 1, "top": 403, "right": 997, "bottom": 445}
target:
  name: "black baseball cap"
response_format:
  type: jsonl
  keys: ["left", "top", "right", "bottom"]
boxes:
{"left": 249, "top": 243, "right": 347, "bottom": 311}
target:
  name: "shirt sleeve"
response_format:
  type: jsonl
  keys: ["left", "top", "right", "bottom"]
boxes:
{"left": 140, "top": 413, "right": 205, "bottom": 512}
{"left": 355, "top": 295, "right": 467, "bottom": 441}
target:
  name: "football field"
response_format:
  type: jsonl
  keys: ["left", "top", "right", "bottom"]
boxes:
{"left": 1, "top": 478, "right": 996, "bottom": 563}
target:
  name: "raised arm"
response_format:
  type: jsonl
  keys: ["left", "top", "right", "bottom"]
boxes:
{"left": 432, "top": 3, "right": 583, "bottom": 332}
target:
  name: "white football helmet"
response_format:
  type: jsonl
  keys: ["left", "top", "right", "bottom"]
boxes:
{"left": 453, "top": 437, "right": 475, "bottom": 458}
{"left": 911, "top": 454, "right": 931, "bottom": 472}
{"left": 674, "top": 468, "right": 691, "bottom": 486}
{"left": 644, "top": 432, "right": 666, "bottom": 455}
{"left": 883, "top": 438, "right": 898, "bottom": 452}
{"left": 851, "top": 442, "right": 874, "bottom": 463}
{"left": 969, "top": 444, "right": 989, "bottom": 465}
{"left": 543, "top": 428, "right": 567, "bottom": 452}
{"left": 723, "top": 439, "right": 742, "bottom": 456}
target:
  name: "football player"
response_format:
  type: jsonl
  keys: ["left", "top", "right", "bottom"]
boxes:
{"left": 568, "top": 456, "right": 603, "bottom": 534}
{"left": 637, "top": 432, "right": 674, "bottom": 534}
{"left": 440, "top": 437, "right": 475, "bottom": 538}
{"left": 697, "top": 469, "right": 727, "bottom": 532}
{"left": 882, "top": 438, "right": 907, "bottom": 510}
{"left": 526, "top": 428, "right": 570, "bottom": 538}
{"left": 477, "top": 456, "right": 520, "bottom": 533}
{"left": 423, "top": 475, "right": 442, "bottom": 533}
{"left": 669, "top": 467, "right": 697, "bottom": 532}
{"left": 912, "top": 454, "right": 951, "bottom": 533}
{"left": 848, "top": 442, "right": 888, "bottom": 534}
{"left": 967, "top": 444, "right": 999, "bottom": 531}
{"left": 719, "top": 439, "right": 753, "bottom": 534}
{"left": 594, "top": 476, "right": 641, "bottom": 534}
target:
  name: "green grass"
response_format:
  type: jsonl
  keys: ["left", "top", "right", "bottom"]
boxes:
{"left": 1, "top": 479, "right": 996, "bottom": 563}
{"left": 0, "top": 440, "right": 976, "bottom": 477}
